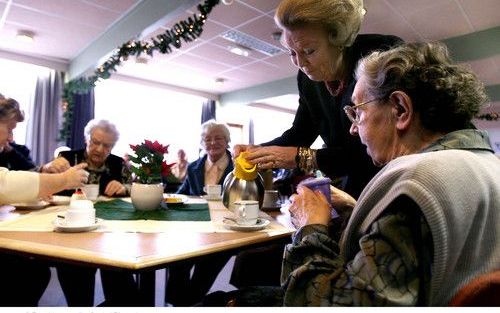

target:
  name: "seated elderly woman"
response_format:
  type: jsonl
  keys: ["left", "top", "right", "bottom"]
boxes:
{"left": 166, "top": 119, "right": 234, "bottom": 306}
{"left": 0, "top": 97, "right": 89, "bottom": 306}
{"left": 207, "top": 42, "right": 500, "bottom": 306}
{"left": 282, "top": 41, "right": 500, "bottom": 306}
{"left": 177, "top": 119, "right": 234, "bottom": 195}
{"left": 42, "top": 119, "right": 130, "bottom": 197}
{"left": 0, "top": 94, "right": 37, "bottom": 171}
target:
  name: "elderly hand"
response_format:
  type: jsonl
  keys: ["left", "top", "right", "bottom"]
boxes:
{"left": 330, "top": 185, "right": 357, "bottom": 214}
{"left": 233, "top": 144, "right": 257, "bottom": 157}
{"left": 41, "top": 157, "right": 71, "bottom": 173}
{"left": 104, "top": 180, "right": 127, "bottom": 197}
{"left": 289, "top": 186, "right": 331, "bottom": 228}
{"left": 245, "top": 146, "right": 297, "bottom": 169}
{"left": 62, "top": 163, "right": 89, "bottom": 189}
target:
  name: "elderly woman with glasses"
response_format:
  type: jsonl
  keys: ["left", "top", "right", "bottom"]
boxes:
{"left": 176, "top": 119, "right": 234, "bottom": 196}
{"left": 234, "top": 0, "right": 403, "bottom": 199}
{"left": 280, "top": 42, "right": 500, "bottom": 306}
{"left": 44, "top": 119, "right": 135, "bottom": 306}
{"left": 166, "top": 119, "right": 234, "bottom": 306}
{"left": 42, "top": 119, "right": 130, "bottom": 197}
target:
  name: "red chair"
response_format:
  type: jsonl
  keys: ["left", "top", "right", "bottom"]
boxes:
{"left": 449, "top": 270, "right": 500, "bottom": 306}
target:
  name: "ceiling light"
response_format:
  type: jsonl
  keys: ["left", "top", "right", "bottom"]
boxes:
{"left": 16, "top": 30, "right": 35, "bottom": 43}
{"left": 228, "top": 45, "right": 251, "bottom": 57}
{"left": 215, "top": 78, "right": 225, "bottom": 86}
{"left": 221, "top": 30, "right": 284, "bottom": 56}
{"left": 222, "top": 0, "right": 234, "bottom": 5}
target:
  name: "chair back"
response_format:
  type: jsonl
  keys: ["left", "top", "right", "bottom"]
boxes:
{"left": 449, "top": 270, "right": 500, "bottom": 306}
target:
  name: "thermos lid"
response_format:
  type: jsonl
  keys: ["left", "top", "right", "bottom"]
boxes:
{"left": 234, "top": 152, "right": 258, "bottom": 180}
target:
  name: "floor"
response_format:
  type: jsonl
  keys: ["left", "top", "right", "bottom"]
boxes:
{"left": 38, "top": 256, "right": 236, "bottom": 307}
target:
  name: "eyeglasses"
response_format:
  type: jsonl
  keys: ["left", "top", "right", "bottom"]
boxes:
{"left": 89, "top": 137, "right": 113, "bottom": 150}
{"left": 202, "top": 136, "right": 226, "bottom": 145}
{"left": 343, "top": 98, "right": 381, "bottom": 124}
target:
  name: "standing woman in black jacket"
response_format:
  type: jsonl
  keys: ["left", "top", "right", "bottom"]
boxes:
{"left": 234, "top": 0, "right": 403, "bottom": 199}
{"left": 229, "top": 0, "right": 403, "bottom": 291}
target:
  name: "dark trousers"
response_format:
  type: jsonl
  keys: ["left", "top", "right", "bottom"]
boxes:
{"left": 56, "top": 265, "right": 140, "bottom": 306}
{"left": 165, "top": 253, "right": 231, "bottom": 306}
{"left": 0, "top": 254, "right": 51, "bottom": 306}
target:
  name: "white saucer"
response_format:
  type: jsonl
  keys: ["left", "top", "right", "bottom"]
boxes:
{"left": 11, "top": 201, "right": 49, "bottom": 210}
{"left": 201, "top": 194, "right": 222, "bottom": 201}
{"left": 49, "top": 196, "right": 71, "bottom": 206}
{"left": 53, "top": 217, "right": 102, "bottom": 233}
{"left": 222, "top": 218, "right": 270, "bottom": 232}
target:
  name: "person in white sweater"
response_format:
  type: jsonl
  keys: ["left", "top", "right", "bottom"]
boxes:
{"left": 206, "top": 42, "right": 499, "bottom": 306}
{"left": 0, "top": 97, "right": 89, "bottom": 306}
{"left": 281, "top": 41, "right": 500, "bottom": 306}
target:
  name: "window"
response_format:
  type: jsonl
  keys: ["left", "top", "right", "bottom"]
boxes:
{"left": 94, "top": 79, "right": 205, "bottom": 163}
{"left": 0, "top": 58, "right": 50, "bottom": 144}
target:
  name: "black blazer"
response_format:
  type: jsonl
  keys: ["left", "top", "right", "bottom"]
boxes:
{"left": 262, "top": 34, "right": 403, "bottom": 198}
{"left": 0, "top": 143, "right": 36, "bottom": 171}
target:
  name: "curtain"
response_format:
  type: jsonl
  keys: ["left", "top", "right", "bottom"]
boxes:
{"left": 26, "top": 70, "right": 63, "bottom": 165}
{"left": 248, "top": 118, "right": 255, "bottom": 145}
{"left": 66, "top": 88, "right": 95, "bottom": 150}
{"left": 201, "top": 99, "right": 216, "bottom": 123}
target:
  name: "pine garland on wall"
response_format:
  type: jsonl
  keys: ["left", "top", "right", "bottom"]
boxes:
{"left": 59, "top": 0, "right": 221, "bottom": 141}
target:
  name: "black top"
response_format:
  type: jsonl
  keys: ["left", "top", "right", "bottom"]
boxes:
{"left": 59, "top": 149, "right": 129, "bottom": 196}
{"left": 262, "top": 34, "right": 403, "bottom": 198}
{"left": 0, "top": 143, "right": 36, "bottom": 171}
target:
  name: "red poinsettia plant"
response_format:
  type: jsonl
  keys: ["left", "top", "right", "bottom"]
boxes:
{"left": 129, "top": 140, "right": 175, "bottom": 184}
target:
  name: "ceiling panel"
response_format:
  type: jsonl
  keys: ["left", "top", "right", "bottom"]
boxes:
{"left": 457, "top": 0, "right": 500, "bottom": 31}
{"left": 240, "top": 0, "right": 282, "bottom": 14}
{"left": 0, "top": 0, "right": 498, "bottom": 108}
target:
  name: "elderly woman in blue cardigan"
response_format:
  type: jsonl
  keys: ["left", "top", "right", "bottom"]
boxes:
{"left": 167, "top": 119, "right": 233, "bottom": 306}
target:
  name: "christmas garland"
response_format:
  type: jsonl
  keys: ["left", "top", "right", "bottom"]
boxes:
{"left": 476, "top": 112, "right": 500, "bottom": 121}
{"left": 59, "top": 0, "right": 221, "bottom": 141}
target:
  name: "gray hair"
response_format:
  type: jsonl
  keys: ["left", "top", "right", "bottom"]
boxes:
{"left": 0, "top": 98, "right": 25, "bottom": 122}
{"left": 84, "top": 119, "right": 119, "bottom": 144}
{"left": 200, "top": 119, "right": 231, "bottom": 143}
{"left": 275, "top": 0, "right": 365, "bottom": 47}
{"left": 355, "top": 41, "right": 489, "bottom": 132}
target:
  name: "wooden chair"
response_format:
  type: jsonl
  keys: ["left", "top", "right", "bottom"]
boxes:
{"left": 449, "top": 270, "right": 500, "bottom": 306}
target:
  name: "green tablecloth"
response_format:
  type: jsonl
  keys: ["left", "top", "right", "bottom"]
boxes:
{"left": 94, "top": 199, "right": 210, "bottom": 221}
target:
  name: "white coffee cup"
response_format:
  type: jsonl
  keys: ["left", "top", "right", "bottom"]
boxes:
{"left": 82, "top": 184, "right": 99, "bottom": 201}
{"left": 234, "top": 200, "right": 259, "bottom": 226}
{"left": 64, "top": 199, "right": 95, "bottom": 226}
{"left": 262, "top": 190, "right": 280, "bottom": 208}
{"left": 203, "top": 184, "right": 221, "bottom": 196}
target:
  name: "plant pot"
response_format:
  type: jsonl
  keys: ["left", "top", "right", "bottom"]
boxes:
{"left": 130, "top": 182, "right": 163, "bottom": 211}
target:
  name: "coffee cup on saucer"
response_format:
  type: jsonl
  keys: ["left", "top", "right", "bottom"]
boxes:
{"left": 234, "top": 200, "right": 259, "bottom": 226}
{"left": 63, "top": 199, "right": 95, "bottom": 226}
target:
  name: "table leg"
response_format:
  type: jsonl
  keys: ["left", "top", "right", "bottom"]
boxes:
{"left": 136, "top": 271, "right": 156, "bottom": 306}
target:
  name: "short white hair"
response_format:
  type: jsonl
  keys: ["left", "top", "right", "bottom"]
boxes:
{"left": 200, "top": 119, "right": 231, "bottom": 143}
{"left": 84, "top": 119, "right": 119, "bottom": 144}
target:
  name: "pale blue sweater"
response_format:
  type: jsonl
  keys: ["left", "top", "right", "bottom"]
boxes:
{"left": 341, "top": 131, "right": 500, "bottom": 305}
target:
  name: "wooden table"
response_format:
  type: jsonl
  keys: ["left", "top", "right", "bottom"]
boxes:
{"left": 0, "top": 198, "right": 294, "bottom": 306}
